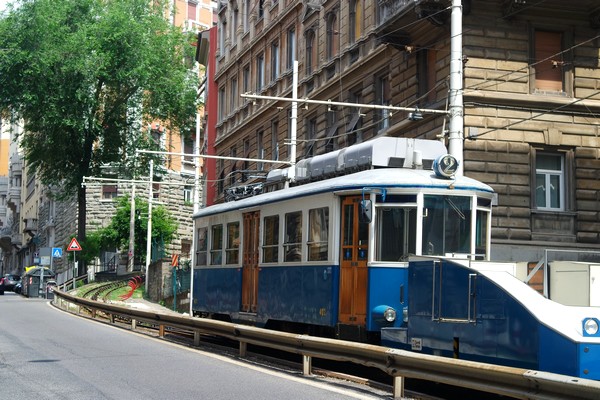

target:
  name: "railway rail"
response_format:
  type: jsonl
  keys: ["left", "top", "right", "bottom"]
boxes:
{"left": 52, "top": 288, "right": 600, "bottom": 399}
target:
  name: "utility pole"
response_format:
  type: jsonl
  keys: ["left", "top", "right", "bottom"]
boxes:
{"left": 448, "top": 0, "right": 464, "bottom": 176}
{"left": 145, "top": 159, "right": 154, "bottom": 297}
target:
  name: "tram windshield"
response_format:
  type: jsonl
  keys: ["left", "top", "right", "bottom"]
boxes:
{"left": 422, "top": 195, "right": 471, "bottom": 256}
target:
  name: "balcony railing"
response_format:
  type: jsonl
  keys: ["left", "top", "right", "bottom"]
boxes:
{"left": 377, "top": 0, "right": 413, "bottom": 26}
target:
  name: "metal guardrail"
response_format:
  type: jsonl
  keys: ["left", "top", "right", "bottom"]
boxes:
{"left": 52, "top": 289, "right": 600, "bottom": 399}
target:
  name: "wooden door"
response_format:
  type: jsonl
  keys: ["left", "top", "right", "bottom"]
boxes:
{"left": 241, "top": 211, "right": 260, "bottom": 313}
{"left": 338, "top": 196, "right": 369, "bottom": 325}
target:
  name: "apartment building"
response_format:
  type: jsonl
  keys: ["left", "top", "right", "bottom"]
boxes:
{"left": 210, "top": 0, "right": 600, "bottom": 264}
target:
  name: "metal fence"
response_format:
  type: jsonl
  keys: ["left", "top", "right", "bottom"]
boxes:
{"left": 52, "top": 289, "right": 600, "bottom": 400}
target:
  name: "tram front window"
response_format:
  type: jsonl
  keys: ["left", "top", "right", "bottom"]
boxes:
{"left": 376, "top": 207, "right": 416, "bottom": 261}
{"left": 422, "top": 195, "right": 471, "bottom": 256}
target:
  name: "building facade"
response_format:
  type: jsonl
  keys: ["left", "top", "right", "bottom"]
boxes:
{"left": 210, "top": 0, "right": 600, "bottom": 264}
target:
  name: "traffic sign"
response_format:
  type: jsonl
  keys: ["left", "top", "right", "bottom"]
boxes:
{"left": 52, "top": 247, "right": 63, "bottom": 258}
{"left": 67, "top": 237, "right": 82, "bottom": 251}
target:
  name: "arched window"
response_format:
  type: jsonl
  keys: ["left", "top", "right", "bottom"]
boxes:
{"left": 349, "top": 0, "right": 362, "bottom": 44}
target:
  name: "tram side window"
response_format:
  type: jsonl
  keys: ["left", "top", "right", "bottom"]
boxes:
{"left": 210, "top": 224, "right": 223, "bottom": 265}
{"left": 308, "top": 207, "right": 329, "bottom": 261}
{"left": 263, "top": 215, "right": 279, "bottom": 263}
{"left": 226, "top": 222, "right": 240, "bottom": 264}
{"left": 376, "top": 207, "right": 416, "bottom": 261}
{"left": 284, "top": 211, "right": 302, "bottom": 261}
{"left": 196, "top": 227, "right": 207, "bottom": 266}
{"left": 422, "top": 195, "right": 471, "bottom": 256}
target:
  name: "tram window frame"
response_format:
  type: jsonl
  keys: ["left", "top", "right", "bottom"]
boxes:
{"left": 308, "top": 207, "right": 329, "bottom": 261}
{"left": 375, "top": 205, "right": 417, "bottom": 262}
{"left": 196, "top": 227, "right": 208, "bottom": 266}
{"left": 225, "top": 222, "right": 240, "bottom": 264}
{"left": 422, "top": 195, "right": 472, "bottom": 256}
{"left": 262, "top": 215, "right": 279, "bottom": 263}
{"left": 284, "top": 211, "right": 302, "bottom": 262}
{"left": 210, "top": 224, "right": 223, "bottom": 265}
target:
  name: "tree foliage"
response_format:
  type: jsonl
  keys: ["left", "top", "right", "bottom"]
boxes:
{"left": 0, "top": 0, "right": 199, "bottom": 240}
{"left": 84, "top": 196, "right": 177, "bottom": 265}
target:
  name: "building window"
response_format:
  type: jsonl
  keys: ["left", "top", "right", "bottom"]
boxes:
{"left": 229, "top": 147, "right": 237, "bottom": 186}
{"left": 195, "top": 227, "right": 207, "bottom": 266}
{"left": 243, "top": 0, "right": 249, "bottom": 33}
{"left": 533, "top": 30, "right": 564, "bottom": 94}
{"left": 271, "top": 41, "right": 280, "bottom": 81}
{"left": 535, "top": 153, "right": 565, "bottom": 211}
{"left": 308, "top": 207, "right": 329, "bottom": 261}
{"left": 218, "top": 86, "right": 226, "bottom": 121}
{"left": 242, "top": 65, "right": 250, "bottom": 99}
{"left": 217, "top": 159, "right": 224, "bottom": 195}
{"left": 242, "top": 138, "right": 250, "bottom": 182}
{"left": 262, "top": 215, "right": 279, "bottom": 263}
{"left": 271, "top": 119, "right": 279, "bottom": 161}
{"left": 325, "top": 107, "right": 337, "bottom": 153}
{"left": 102, "top": 185, "right": 118, "bottom": 200}
{"left": 256, "top": 53, "right": 265, "bottom": 90}
{"left": 258, "top": 0, "right": 264, "bottom": 19}
{"left": 257, "top": 130, "right": 264, "bottom": 171}
{"left": 187, "top": 1, "right": 197, "bottom": 21}
{"left": 230, "top": 77, "right": 237, "bottom": 113}
{"left": 287, "top": 27, "right": 296, "bottom": 69}
{"left": 349, "top": 0, "right": 362, "bottom": 44}
{"left": 152, "top": 183, "right": 160, "bottom": 200}
{"left": 326, "top": 12, "right": 338, "bottom": 60}
{"left": 218, "top": 17, "right": 226, "bottom": 54}
{"left": 305, "top": 117, "right": 316, "bottom": 157}
{"left": 417, "top": 48, "right": 437, "bottom": 104}
{"left": 183, "top": 185, "right": 193, "bottom": 204}
{"left": 375, "top": 74, "right": 390, "bottom": 132}
{"left": 226, "top": 222, "right": 240, "bottom": 264}
{"left": 210, "top": 224, "right": 223, "bottom": 265}
{"left": 231, "top": 6, "right": 238, "bottom": 44}
{"left": 305, "top": 29, "right": 316, "bottom": 74}
{"left": 347, "top": 89, "right": 362, "bottom": 146}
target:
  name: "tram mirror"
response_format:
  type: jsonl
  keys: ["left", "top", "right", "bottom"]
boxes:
{"left": 359, "top": 200, "right": 372, "bottom": 223}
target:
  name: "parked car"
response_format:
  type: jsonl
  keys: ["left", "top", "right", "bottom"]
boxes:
{"left": 13, "top": 281, "right": 22, "bottom": 294}
{"left": 0, "top": 274, "right": 21, "bottom": 292}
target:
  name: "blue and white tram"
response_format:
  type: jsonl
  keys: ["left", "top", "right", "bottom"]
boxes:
{"left": 192, "top": 136, "right": 600, "bottom": 379}
{"left": 192, "top": 137, "right": 494, "bottom": 341}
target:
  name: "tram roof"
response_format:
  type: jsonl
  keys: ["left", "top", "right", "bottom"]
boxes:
{"left": 193, "top": 168, "right": 493, "bottom": 219}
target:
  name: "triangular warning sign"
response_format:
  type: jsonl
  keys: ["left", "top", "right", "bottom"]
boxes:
{"left": 67, "top": 237, "right": 82, "bottom": 251}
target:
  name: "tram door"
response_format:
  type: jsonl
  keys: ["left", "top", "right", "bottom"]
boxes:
{"left": 339, "top": 196, "right": 369, "bottom": 325}
{"left": 241, "top": 211, "right": 260, "bottom": 313}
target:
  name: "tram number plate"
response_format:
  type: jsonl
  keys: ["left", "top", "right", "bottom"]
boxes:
{"left": 411, "top": 338, "right": 423, "bottom": 351}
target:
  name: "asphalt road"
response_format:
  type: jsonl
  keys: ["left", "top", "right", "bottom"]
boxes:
{"left": 0, "top": 292, "right": 387, "bottom": 400}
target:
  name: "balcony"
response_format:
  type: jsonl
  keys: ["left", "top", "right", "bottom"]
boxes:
{"left": 23, "top": 218, "right": 37, "bottom": 235}
{"left": 375, "top": 0, "right": 450, "bottom": 48}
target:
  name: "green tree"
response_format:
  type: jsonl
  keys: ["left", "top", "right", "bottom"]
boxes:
{"left": 84, "top": 196, "right": 177, "bottom": 266}
{"left": 0, "top": 0, "right": 199, "bottom": 243}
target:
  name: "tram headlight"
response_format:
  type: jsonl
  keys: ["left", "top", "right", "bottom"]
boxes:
{"left": 372, "top": 305, "right": 397, "bottom": 323}
{"left": 384, "top": 308, "right": 397, "bottom": 322}
{"left": 583, "top": 318, "right": 599, "bottom": 336}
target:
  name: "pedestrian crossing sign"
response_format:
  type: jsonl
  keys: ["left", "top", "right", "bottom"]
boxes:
{"left": 52, "top": 247, "right": 63, "bottom": 258}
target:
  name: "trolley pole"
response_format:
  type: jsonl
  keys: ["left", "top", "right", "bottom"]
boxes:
{"left": 448, "top": 0, "right": 464, "bottom": 176}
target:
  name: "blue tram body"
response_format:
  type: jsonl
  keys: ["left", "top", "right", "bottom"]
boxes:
{"left": 380, "top": 258, "right": 600, "bottom": 380}
{"left": 191, "top": 137, "right": 600, "bottom": 380}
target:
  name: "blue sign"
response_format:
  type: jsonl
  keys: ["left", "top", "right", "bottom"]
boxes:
{"left": 52, "top": 247, "right": 63, "bottom": 258}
